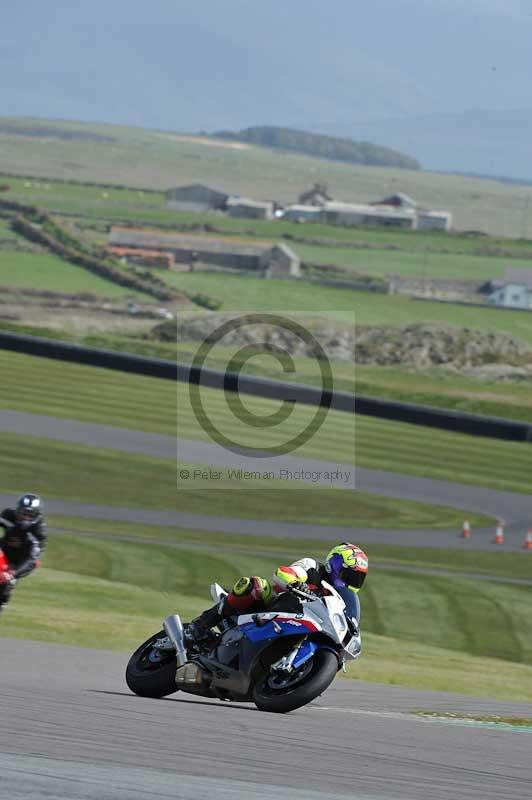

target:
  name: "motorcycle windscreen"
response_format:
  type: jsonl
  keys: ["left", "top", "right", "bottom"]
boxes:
{"left": 334, "top": 584, "right": 360, "bottom": 624}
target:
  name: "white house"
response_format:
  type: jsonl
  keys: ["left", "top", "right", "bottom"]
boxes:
{"left": 489, "top": 282, "right": 532, "bottom": 310}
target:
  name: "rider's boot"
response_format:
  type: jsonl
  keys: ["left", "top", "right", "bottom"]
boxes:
{"left": 187, "top": 603, "right": 224, "bottom": 642}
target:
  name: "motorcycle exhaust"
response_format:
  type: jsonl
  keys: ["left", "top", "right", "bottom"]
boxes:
{"left": 163, "top": 614, "right": 187, "bottom": 668}
{"left": 175, "top": 662, "right": 203, "bottom": 685}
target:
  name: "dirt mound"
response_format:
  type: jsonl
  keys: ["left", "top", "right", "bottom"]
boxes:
{"left": 154, "top": 315, "right": 532, "bottom": 378}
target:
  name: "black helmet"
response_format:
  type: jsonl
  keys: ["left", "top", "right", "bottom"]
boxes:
{"left": 16, "top": 494, "right": 43, "bottom": 529}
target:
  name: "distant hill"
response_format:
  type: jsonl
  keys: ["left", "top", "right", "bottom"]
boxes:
{"left": 212, "top": 126, "right": 420, "bottom": 171}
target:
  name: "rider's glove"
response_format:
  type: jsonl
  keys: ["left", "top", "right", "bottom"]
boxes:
{"left": 272, "top": 565, "right": 308, "bottom": 593}
{"left": 0, "top": 569, "right": 15, "bottom": 586}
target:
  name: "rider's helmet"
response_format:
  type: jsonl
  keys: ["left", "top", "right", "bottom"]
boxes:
{"left": 15, "top": 494, "right": 43, "bottom": 530}
{"left": 324, "top": 543, "right": 368, "bottom": 592}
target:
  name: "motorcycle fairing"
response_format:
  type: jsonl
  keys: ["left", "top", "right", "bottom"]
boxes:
{"left": 237, "top": 612, "right": 322, "bottom": 642}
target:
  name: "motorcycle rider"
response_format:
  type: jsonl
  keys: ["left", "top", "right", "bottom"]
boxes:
{"left": 0, "top": 494, "right": 47, "bottom": 616}
{"left": 187, "top": 542, "right": 368, "bottom": 641}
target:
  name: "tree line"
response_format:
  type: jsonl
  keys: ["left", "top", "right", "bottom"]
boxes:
{"left": 212, "top": 126, "right": 420, "bottom": 170}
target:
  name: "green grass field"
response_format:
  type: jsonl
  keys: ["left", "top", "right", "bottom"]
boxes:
{"left": 0, "top": 250, "right": 145, "bottom": 296}
{"left": 1, "top": 350, "right": 532, "bottom": 493}
{"left": 293, "top": 241, "right": 512, "bottom": 281}
{"left": 2, "top": 117, "right": 532, "bottom": 237}
{"left": 1, "top": 526, "right": 531, "bottom": 701}
{"left": 3, "top": 174, "right": 166, "bottom": 221}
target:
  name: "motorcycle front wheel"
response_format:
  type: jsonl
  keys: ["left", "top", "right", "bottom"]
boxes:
{"left": 126, "top": 630, "right": 178, "bottom": 698}
{"left": 253, "top": 649, "right": 337, "bottom": 713}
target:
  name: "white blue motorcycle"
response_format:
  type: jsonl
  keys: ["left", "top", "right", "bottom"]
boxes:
{"left": 126, "top": 582, "right": 361, "bottom": 713}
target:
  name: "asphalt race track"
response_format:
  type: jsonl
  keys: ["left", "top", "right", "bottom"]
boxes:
{"left": 1, "top": 640, "right": 531, "bottom": 800}
{"left": 1, "top": 410, "right": 531, "bottom": 550}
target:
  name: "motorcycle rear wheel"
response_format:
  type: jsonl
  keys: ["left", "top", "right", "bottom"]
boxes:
{"left": 126, "top": 630, "right": 178, "bottom": 698}
{"left": 253, "top": 649, "right": 337, "bottom": 713}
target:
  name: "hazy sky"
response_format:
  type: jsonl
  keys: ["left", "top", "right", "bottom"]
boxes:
{"left": 2, "top": 1, "right": 531, "bottom": 172}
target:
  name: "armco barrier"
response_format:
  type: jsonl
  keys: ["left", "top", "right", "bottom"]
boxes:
{"left": 1, "top": 330, "right": 531, "bottom": 443}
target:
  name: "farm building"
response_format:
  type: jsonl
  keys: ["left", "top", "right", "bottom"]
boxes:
{"left": 107, "top": 227, "right": 300, "bottom": 276}
{"left": 282, "top": 204, "right": 322, "bottom": 222}
{"left": 489, "top": 282, "right": 532, "bottom": 310}
{"left": 372, "top": 192, "right": 452, "bottom": 231}
{"left": 165, "top": 184, "right": 229, "bottom": 212}
{"left": 260, "top": 243, "right": 300, "bottom": 277}
{"left": 320, "top": 201, "right": 416, "bottom": 229}
{"left": 226, "top": 197, "right": 274, "bottom": 220}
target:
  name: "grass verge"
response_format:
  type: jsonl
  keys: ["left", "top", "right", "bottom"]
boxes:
{"left": 411, "top": 711, "right": 532, "bottom": 727}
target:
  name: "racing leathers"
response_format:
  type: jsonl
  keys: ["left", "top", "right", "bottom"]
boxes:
{"left": 0, "top": 509, "right": 47, "bottom": 614}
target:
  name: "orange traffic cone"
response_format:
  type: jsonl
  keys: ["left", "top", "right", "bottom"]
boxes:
{"left": 494, "top": 521, "right": 505, "bottom": 545}
{"left": 523, "top": 529, "right": 532, "bottom": 550}
{"left": 461, "top": 520, "right": 471, "bottom": 538}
